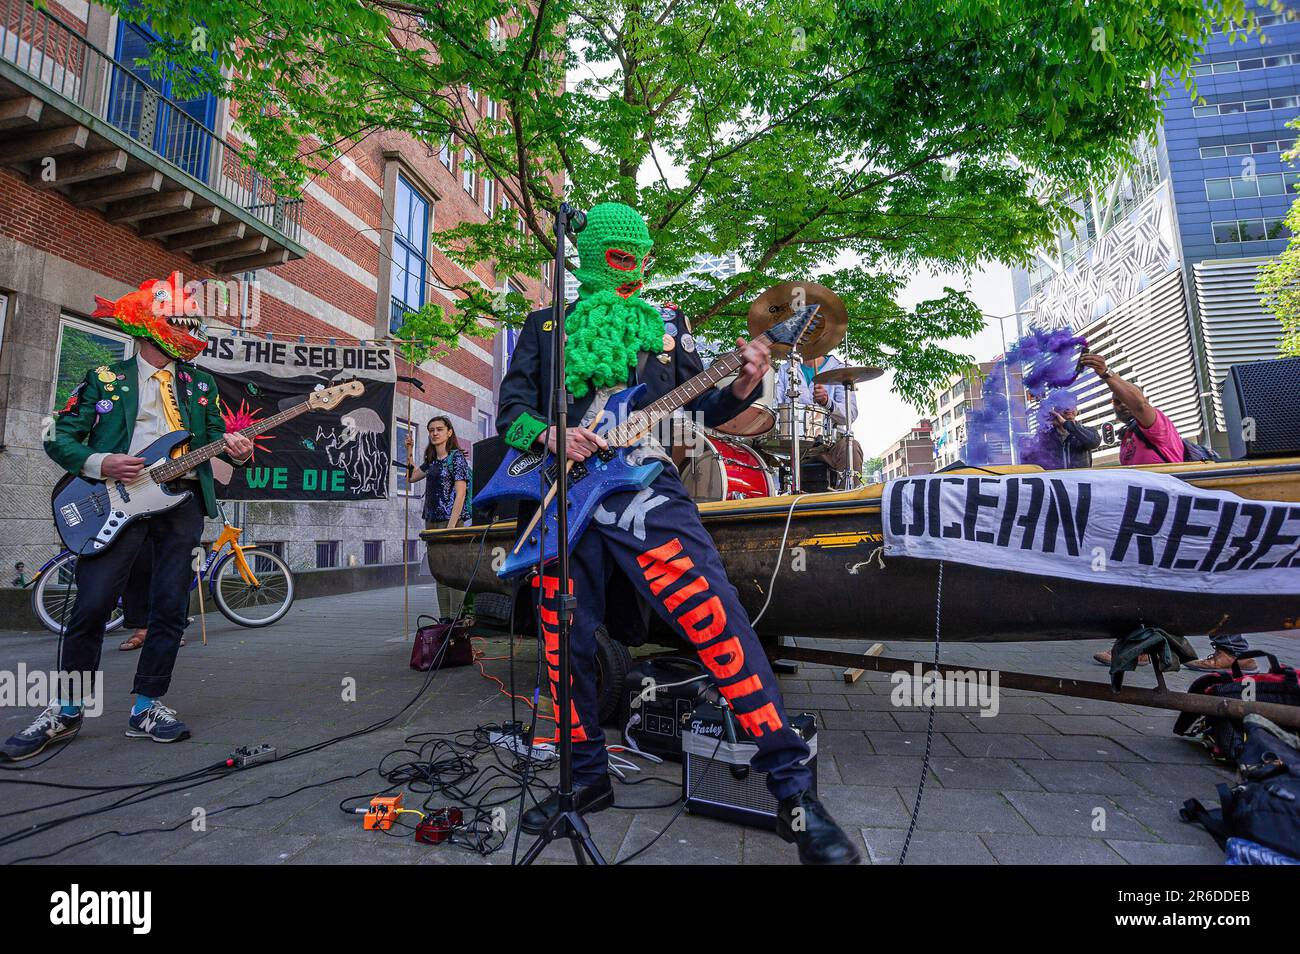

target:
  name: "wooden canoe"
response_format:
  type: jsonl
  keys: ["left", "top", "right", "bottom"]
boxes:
{"left": 421, "top": 458, "right": 1300, "bottom": 643}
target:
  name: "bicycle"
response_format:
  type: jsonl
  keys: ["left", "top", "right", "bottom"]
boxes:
{"left": 30, "top": 506, "right": 295, "bottom": 634}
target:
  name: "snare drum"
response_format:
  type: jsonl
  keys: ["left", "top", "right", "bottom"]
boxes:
{"left": 713, "top": 366, "right": 776, "bottom": 438}
{"left": 679, "top": 430, "right": 778, "bottom": 502}
{"left": 758, "top": 402, "right": 833, "bottom": 456}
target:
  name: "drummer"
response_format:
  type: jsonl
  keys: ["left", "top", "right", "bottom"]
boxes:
{"left": 774, "top": 353, "right": 863, "bottom": 475}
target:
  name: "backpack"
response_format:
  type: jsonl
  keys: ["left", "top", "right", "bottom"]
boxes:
{"left": 1173, "top": 652, "right": 1300, "bottom": 763}
{"left": 1128, "top": 423, "right": 1220, "bottom": 463}
{"left": 1181, "top": 716, "right": 1300, "bottom": 862}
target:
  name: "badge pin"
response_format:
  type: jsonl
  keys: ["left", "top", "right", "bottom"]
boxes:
{"left": 661, "top": 334, "right": 676, "bottom": 353}
{"left": 657, "top": 354, "right": 672, "bottom": 364}
{"left": 680, "top": 333, "right": 697, "bottom": 353}
{"left": 95, "top": 399, "right": 113, "bottom": 413}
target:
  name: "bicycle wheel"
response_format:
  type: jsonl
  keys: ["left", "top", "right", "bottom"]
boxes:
{"left": 32, "top": 553, "right": 126, "bottom": 635}
{"left": 211, "top": 548, "right": 295, "bottom": 627}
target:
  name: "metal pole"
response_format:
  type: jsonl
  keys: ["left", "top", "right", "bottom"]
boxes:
{"left": 788, "top": 354, "right": 803, "bottom": 493}
{"left": 999, "top": 315, "right": 1017, "bottom": 466}
{"left": 775, "top": 644, "right": 1300, "bottom": 730}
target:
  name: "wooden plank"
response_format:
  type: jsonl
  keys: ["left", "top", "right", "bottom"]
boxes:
{"left": 72, "top": 170, "right": 164, "bottom": 206}
{"left": 843, "top": 642, "right": 884, "bottom": 683}
{"left": 0, "top": 96, "right": 42, "bottom": 130}
{"left": 104, "top": 188, "right": 192, "bottom": 223}
{"left": 30, "top": 149, "right": 127, "bottom": 188}
{"left": 0, "top": 124, "right": 88, "bottom": 163}
{"left": 167, "top": 221, "right": 246, "bottom": 252}
{"left": 135, "top": 206, "right": 221, "bottom": 239}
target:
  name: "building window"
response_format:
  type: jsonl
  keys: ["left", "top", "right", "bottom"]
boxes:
{"left": 1193, "top": 51, "right": 1300, "bottom": 77}
{"left": 1212, "top": 217, "right": 1289, "bottom": 244}
{"left": 363, "top": 540, "right": 383, "bottom": 565}
{"left": 252, "top": 542, "right": 285, "bottom": 574}
{"left": 390, "top": 173, "right": 429, "bottom": 334}
{"left": 1204, "top": 173, "right": 1298, "bottom": 201}
{"left": 438, "top": 140, "right": 453, "bottom": 170}
{"left": 462, "top": 149, "right": 476, "bottom": 196}
{"left": 109, "top": 18, "right": 218, "bottom": 181}
{"left": 52, "top": 317, "right": 135, "bottom": 412}
{"left": 1194, "top": 95, "right": 1300, "bottom": 118}
{"left": 395, "top": 418, "right": 417, "bottom": 495}
{"left": 315, "top": 541, "right": 340, "bottom": 568}
{"left": 482, "top": 177, "right": 495, "bottom": 215}
{"left": 466, "top": 86, "right": 479, "bottom": 107}
{"left": 1200, "top": 139, "right": 1290, "bottom": 159}
{"left": 406, "top": 539, "right": 421, "bottom": 562}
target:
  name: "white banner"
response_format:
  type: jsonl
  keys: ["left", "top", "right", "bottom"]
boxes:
{"left": 883, "top": 469, "right": 1300, "bottom": 595}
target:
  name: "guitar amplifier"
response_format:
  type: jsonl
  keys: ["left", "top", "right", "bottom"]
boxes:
{"left": 471, "top": 436, "right": 519, "bottom": 524}
{"left": 1222, "top": 356, "right": 1300, "bottom": 458}
{"left": 620, "top": 657, "right": 713, "bottom": 762}
{"left": 682, "top": 703, "right": 818, "bottom": 831}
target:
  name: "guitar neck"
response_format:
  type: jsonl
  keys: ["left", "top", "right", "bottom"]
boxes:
{"left": 609, "top": 331, "right": 773, "bottom": 444}
{"left": 151, "top": 399, "right": 310, "bottom": 482}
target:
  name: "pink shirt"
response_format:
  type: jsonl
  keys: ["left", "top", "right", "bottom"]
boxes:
{"left": 1120, "top": 408, "right": 1184, "bottom": 465}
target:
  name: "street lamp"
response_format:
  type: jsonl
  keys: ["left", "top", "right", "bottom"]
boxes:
{"left": 983, "top": 309, "right": 1038, "bottom": 467}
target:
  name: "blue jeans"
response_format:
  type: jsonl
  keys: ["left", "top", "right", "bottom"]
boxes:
{"left": 1210, "top": 633, "right": 1249, "bottom": 656}
{"left": 532, "top": 469, "right": 812, "bottom": 800}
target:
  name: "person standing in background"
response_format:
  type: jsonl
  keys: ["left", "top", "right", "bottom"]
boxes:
{"left": 405, "top": 416, "right": 471, "bottom": 620}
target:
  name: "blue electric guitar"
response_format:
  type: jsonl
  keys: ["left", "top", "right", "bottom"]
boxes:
{"left": 476, "top": 305, "right": 823, "bottom": 578}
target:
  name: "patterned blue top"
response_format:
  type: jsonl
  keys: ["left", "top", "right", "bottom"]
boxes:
{"left": 421, "top": 448, "right": 471, "bottom": 524}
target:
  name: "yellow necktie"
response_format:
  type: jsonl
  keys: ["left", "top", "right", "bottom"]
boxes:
{"left": 153, "top": 368, "right": 188, "bottom": 458}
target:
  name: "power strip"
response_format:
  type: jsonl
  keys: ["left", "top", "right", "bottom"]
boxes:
{"left": 489, "top": 730, "right": 557, "bottom": 762}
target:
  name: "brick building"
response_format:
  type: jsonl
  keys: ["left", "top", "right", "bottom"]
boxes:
{"left": 0, "top": 0, "right": 551, "bottom": 586}
{"left": 877, "top": 420, "right": 935, "bottom": 482}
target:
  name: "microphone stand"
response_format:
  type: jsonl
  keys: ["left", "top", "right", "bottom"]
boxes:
{"left": 519, "top": 202, "right": 605, "bottom": 865}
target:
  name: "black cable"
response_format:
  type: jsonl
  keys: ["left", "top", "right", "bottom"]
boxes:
{"left": 1, "top": 519, "right": 499, "bottom": 856}
{"left": 899, "top": 559, "right": 943, "bottom": 865}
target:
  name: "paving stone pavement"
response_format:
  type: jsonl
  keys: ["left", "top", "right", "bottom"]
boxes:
{"left": 0, "top": 583, "right": 1294, "bottom": 865}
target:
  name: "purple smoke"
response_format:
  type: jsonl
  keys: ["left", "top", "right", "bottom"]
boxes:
{"left": 962, "top": 326, "right": 1087, "bottom": 467}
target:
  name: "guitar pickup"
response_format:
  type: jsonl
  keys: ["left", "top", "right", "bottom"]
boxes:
{"left": 59, "top": 503, "right": 82, "bottom": 527}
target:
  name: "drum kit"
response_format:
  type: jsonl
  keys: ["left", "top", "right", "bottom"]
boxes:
{"left": 677, "top": 281, "right": 884, "bottom": 503}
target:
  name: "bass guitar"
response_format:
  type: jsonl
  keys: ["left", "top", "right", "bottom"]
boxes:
{"left": 476, "top": 306, "right": 822, "bottom": 578}
{"left": 51, "top": 380, "right": 364, "bottom": 555}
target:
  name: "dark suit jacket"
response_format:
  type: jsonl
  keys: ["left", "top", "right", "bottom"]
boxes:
{"left": 497, "top": 302, "right": 756, "bottom": 446}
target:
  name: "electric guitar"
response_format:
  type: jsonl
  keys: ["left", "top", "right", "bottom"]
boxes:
{"left": 476, "top": 305, "right": 823, "bottom": 578}
{"left": 51, "top": 380, "right": 365, "bottom": 556}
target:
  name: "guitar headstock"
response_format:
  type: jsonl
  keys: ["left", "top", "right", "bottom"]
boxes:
{"left": 309, "top": 380, "right": 365, "bottom": 411}
{"left": 765, "top": 303, "right": 823, "bottom": 353}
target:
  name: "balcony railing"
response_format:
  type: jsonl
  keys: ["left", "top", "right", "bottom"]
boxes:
{"left": 0, "top": 0, "right": 301, "bottom": 241}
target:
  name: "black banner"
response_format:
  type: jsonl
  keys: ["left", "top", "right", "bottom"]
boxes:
{"left": 197, "top": 337, "right": 396, "bottom": 501}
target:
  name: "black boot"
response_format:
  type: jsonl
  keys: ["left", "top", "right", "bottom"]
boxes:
{"left": 521, "top": 776, "right": 615, "bottom": 835}
{"left": 777, "top": 791, "right": 861, "bottom": 865}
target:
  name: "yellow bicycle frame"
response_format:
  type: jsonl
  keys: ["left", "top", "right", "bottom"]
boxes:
{"left": 211, "top": 523, "right": 261, "bottom": 588}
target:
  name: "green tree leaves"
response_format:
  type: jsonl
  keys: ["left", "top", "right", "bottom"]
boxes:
{"left": 109, "top": 0, "right": 1245, "bottom": 398}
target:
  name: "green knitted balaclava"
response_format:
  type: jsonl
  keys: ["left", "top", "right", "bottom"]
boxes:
{"left": 564, "top": 202, "right": 664, "bottom": 398}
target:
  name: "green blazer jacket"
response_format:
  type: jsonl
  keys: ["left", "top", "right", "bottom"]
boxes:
{"left": 46, "top": 356, "right": 235, "bottom": 519}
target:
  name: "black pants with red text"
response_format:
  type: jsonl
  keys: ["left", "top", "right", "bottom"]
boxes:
{"left": 532, "top": 469, "right": 812, "bottom": 800}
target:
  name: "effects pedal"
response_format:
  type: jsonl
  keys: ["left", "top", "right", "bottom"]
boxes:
{"left": 363, "top": 794, "right": 404, "bottom": 830}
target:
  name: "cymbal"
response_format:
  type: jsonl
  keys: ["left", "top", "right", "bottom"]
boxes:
{"left": 813, "top": 365, "right": 884, "bottom": 386}
{"left": 747, "top": 281, "right": 847, "bottom": 360}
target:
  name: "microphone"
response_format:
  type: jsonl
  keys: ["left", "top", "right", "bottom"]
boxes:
{"left": 562, "top": 202, "right": 587, "bottom": 238}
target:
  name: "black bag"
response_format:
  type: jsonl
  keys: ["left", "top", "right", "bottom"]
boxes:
{"left": 1173, "top": 651, "right": 1300, "bottom": 763}
{"left": 409, "top": 615, "right": 475, "bottom": 671}
{"left": 1127, "top": 422, "right": 1220, "bottom": 462}
{"left": 1181, "top": 717, "right": 1300, "bottom": 861}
